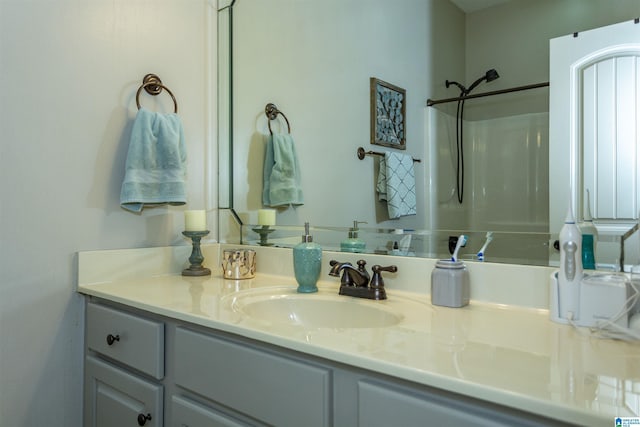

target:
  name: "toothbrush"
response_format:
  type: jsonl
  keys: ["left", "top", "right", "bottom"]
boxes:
{"left": 476, "top": 232, "right": 494, "bottom": 261}
{"left": 451, "top": 234, "right": 468, "bottom": 262}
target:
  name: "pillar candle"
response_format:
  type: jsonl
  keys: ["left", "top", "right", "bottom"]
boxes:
{"left": 184, "top": 210, "right": 207, "bottom": 231}
{"left": 258, "top": 209, "right": 276, "bottom": 226}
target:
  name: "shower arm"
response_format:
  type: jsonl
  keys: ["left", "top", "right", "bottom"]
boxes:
{"left": 427, "top": 81, "right": 549, "bottom": 107}
{"left": 445, "top": 80, "right": 467, "bottom": 95}
{"left": 465, "top": 76, "right": 487, "bottom": 95}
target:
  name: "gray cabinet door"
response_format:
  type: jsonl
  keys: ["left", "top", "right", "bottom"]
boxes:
{"left": 356, "top": 380, "right": 557, "bottom": 427}
{"left": 171, "top": 395, "right": 245, "bottom": 427}
{"left": 174, "top": 327, "right": 331, "bottom": 427}
{"left": 84, "top": 356, "right": 163, "bottom": 427}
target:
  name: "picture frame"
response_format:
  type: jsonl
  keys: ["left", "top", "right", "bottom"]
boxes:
{"left": 370, "top": 77, "right": 406, "bottom": 150}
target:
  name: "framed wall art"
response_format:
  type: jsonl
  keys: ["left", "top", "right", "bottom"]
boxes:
{"left": 370, "top": 77, "right": 406, "bottom": 150}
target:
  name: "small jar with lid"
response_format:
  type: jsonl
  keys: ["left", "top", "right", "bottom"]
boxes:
{"left": 430, "top": 260, "right": 470, "bottom": 308}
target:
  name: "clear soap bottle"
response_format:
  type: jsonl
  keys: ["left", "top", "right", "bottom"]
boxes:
{"left": 293, "top": 222, "right": 322, "bottom": 293}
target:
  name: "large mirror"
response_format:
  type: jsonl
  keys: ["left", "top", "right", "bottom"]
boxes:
{"left": 218, "top": 0, "right": 640, "bottom": 266}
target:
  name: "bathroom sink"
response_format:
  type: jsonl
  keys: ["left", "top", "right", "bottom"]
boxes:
{"left": 228, "top": 288, "right": 403, "bottom": 328}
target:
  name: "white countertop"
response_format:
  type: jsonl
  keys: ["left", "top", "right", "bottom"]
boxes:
{"left": 77, "top": 244, "right": 640, "bottom": 426}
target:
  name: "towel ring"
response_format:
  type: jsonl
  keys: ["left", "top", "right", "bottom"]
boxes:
{"left": 265, "top": 103, "right": 291, "bottom": 135}
{"left": 136, "top": 74, "right": 178, "bottom": 113}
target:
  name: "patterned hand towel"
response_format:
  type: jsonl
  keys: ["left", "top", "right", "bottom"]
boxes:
{"left": 377, "top": 152, "right": 417, "bottom": 219}
{"left": 262, "top": 133, "right": 304, "bottom": 207}
{"left": 120, "top": 108, "right": 187, "bottom": 212}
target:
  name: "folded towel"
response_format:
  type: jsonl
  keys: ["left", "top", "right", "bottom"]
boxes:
{"left": 377, "top": 151, "right": 417, "bottom": 219}
{"left": 262, "top": 133, "right": 304, "bottom": 207}
{"left": 120, "top": 108, "right": 187, "bottom": 212}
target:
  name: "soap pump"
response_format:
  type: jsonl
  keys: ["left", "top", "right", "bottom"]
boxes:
{"left": 293, "top": 222, "right": 322, "bottom": 293}
{"left": 340, "top": 220, "right": 367, "bottom": 253}
{"left": 558, "top": 202, "right": 583, "bottom": 320}
{"left": 579, "top": 189, "right": 597, "bottom": 270}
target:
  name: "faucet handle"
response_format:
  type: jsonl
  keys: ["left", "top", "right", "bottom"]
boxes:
{"left": 356, "top": 260, "right": 370, "bottom": 284}
{"left": 369, "top": 265, "right": 397, "bottom": 293}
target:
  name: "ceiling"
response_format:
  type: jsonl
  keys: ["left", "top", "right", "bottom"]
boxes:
{"left": 451, "top": 0, "right": 511, "bottom": 13}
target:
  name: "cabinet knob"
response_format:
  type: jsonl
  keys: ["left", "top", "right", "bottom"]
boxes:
{"left": 106, "top": 334, "right": 120, "bottom": 346}
{"left": 137, "top": 413, "right": 152, "bottom": 426}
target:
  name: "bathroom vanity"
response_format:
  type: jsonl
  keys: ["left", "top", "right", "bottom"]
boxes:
{"left": 78, "top": 244, "right": 639, "bottom": 427}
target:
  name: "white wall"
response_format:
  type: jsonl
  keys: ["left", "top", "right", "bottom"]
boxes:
{"left": 0, "top": 1, "right": 215, "bottom": 425}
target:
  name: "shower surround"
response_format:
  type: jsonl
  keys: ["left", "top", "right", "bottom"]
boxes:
{"left": 427, "top": 108, "right": 550, "bottom": 264}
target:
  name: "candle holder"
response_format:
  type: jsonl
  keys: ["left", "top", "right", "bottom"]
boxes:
{"left": 182, "top": 230, "right": 211, "bottom": 276}
{"left": 252, "top": 225, "right": 275, "bottom": 246}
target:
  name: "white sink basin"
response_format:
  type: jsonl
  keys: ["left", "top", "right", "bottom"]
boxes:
{"left": 228, "top": 288, "right": 403, "bottom": 328}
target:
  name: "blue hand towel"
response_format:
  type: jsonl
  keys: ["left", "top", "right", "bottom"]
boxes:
{"left": 262, "top": 133, "right": 304, "bottom": 207}
{"left": 120, "top": 108, "right": 187, "bottom": 212}
{"left": 377, "top": 151, "right": 417, "bottom": 219}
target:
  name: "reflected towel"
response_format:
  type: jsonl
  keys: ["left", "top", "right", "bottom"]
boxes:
{"left": 377, "top": 151, "right": 416, "bottom": 219}
{"left": 262, "top": 133, "right": 304, "bottom": 207}
{"left": 120, "top": 108, "right": 187, "bottom": 212}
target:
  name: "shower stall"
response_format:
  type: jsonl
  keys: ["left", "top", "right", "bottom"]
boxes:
{"left": 426, "top": 81, "right": 550, "bottom": 264}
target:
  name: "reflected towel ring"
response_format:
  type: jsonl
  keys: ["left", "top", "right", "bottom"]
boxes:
{"left": 357, "top": 146, "right": 421, "bottom": 163}
{"left": 265, "top": 103, "right": 291, "bottom": 135}
{"left": 135, "top": 74, "right": 178, "bottom": 113}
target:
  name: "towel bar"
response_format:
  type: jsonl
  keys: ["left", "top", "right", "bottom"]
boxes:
{"left": 136, "top": 74, "right": 178, "bottom": 114}
{"left": 357, "top": 147, "right": 421, "bottom": 163}
{"left": 265, "top": 103, "right": 291, "bottom": 135}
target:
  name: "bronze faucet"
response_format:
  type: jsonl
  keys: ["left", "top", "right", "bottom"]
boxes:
{"left": 328, "top": 259, "right": 397, "bottom": 300}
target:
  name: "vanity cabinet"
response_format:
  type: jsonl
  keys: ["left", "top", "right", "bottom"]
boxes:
{"left": 84, "top": 302, "right": 164, "bottom": 427}
{"left": 83, "top": 299, "right": 572, "bottom": 427}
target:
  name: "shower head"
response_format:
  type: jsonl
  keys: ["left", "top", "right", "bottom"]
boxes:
{"left": 485, "top": 68, "right": 499, "bottom": 82}
{"left": 465, "top": 68, "right": 500, "bottom": 94}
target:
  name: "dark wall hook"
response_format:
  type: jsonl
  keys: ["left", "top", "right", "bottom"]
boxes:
{"left": 265, "top": 103, "right": 291, "bottom": 135}
{"left": 135, "top": 73, "right": 178, "bottom": 113}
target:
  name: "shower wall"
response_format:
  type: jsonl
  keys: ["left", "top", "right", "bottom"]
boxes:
{"left": 468, "top": 112, "right": 549, "bottom": 232}
{"left": 431, "top": 108, "right": 549, "bottom": 233}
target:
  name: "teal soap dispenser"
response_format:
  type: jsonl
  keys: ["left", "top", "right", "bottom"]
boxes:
{"left": 293, "top": 222, "right": 322, "bottom": 293}
{"left": 341, "top": 220, "right": 366, "bottom": 253}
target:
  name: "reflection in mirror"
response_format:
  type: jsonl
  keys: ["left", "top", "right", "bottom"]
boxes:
{"left": 217, "top": 0, "right": 640, "bottom": 266}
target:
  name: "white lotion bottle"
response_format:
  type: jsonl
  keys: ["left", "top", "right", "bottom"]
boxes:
{"left": 558, "top": 202, "right": 583, "bottom": 320}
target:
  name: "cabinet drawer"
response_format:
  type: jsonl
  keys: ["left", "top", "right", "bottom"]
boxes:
{"left": 171, "top": 395, "right": 245, "bottom": 427}
{"left": 86, "top": 302, "right": 164, "bottom": 379}
{"left": 357, "top": 380, "right": 553, "bottom": 427}
{"left": 174, "top": 327, "right": 331, "bottom": 427}
{"left": 84, "top": 356, "right": 163, "bottom": 427}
